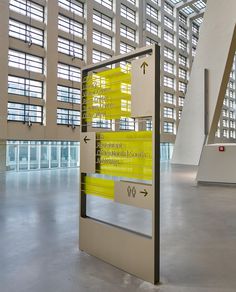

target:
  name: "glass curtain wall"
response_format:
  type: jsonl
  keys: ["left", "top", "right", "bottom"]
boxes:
{"left": 6, "top": 141, "right": 79, "bottom": 171}
{"left": 6, "top": 140, "right": 171, "bottom": 171}
{"left": 160, "top": 143, "right": 174, "bottom": 161}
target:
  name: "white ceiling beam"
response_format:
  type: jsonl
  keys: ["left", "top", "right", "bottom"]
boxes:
{"left": 189, "top": 8, "right": 205, "bottom": 19}
{"left": 176, "top": 0, "right": 198, "bottom": 9}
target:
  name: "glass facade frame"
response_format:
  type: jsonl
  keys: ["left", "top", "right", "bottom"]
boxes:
{"left": 6, "top": 141, "right": 80, "bottom": 171}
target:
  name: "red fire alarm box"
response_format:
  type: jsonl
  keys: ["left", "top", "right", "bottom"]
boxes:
{"left": 219, "top": 146, "right": 225, "bottom": 152}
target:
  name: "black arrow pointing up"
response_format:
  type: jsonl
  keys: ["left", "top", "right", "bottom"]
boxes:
{"left": 84, "top": 136, "right": 91, "bottom": 144}
{"left": 140, "top": 189, "right": 148, "bottom": 197}
{"left": 140, "top": 61, "right": 148, "bottom": 75}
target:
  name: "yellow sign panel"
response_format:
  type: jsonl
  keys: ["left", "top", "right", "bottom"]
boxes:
{"left": 83, "top": 176, "right": 114, "bottom": 200}
{"left": 82, "top": 176, "right": 153, "bottom": 207}
{"left": 82, "top": 66, "right": 131, "bottom": 122}
{"left": 96, "top": 131, "right": 152, "bottom": 181}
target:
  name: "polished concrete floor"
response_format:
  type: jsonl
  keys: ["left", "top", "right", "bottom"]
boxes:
{"left": 1, "top": 164, "right": 236, "bottom": 292}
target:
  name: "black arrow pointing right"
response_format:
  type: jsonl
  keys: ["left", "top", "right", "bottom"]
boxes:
{"left": 140, "top": 189, "right": 148, "bottom": 197}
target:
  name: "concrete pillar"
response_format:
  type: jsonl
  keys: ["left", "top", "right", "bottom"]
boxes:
{"left": 0, "top": 1, "right": 9, "bottom": 140}
{"left": 0, "top": 140, "right": 6, "bottom": 172}
{"left": 86, "top": 0, "right": 93, "bottom": 64}
{"left": 45, "top": 0, "right": 59, "bottom": 138}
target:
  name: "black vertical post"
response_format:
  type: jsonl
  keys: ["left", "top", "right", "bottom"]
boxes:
{"left": 204, "top": 68, "right": 209, "bottom": 137}
{"left": 154, "top": 44, "right": 160, "bottom": 284}
{"left": 80, "top": 70, "right": 88, "bottom": 218}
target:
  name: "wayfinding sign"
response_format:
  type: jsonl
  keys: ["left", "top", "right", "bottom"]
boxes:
{"left": 80, "top": 45, "right": 160, "bottom": 284}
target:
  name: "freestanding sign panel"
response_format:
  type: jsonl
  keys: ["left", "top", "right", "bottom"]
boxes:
{"left": 80, "top": 45, "right": 160, "bottom": 284}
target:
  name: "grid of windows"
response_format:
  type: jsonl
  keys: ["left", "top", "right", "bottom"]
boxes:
{"left": 92, "top": 50, "right": 112, "bottom": 63}
{"left": 58, "top": 15, "right": 84, "bottom": 38}
{"left": 179, "top": 26, "right": 187, "bottom": 38}
{"left": 8, "top": 50, "right": 43, "bottom": 73}
{"left": 120, "top": 42, "right": 135, "bottom": 54}
{"left": 57, "top": 63, "right": 81, "bottom": 82}
{"left": 195, "top": 17, "right": 203, "bottom": 25}
{"left": 164, "top": 121, "right": 175, "bottom": 133}
{"left": 229, "top": 111, "right": 235, "bottom": 119}
{"left": 178, "top": 109, "right": 182, "bottom": 119}
{"left": 179, "top": 54, "right": 188, "bottom": 66}
{"left": 164, "top": 30, "right": 174, "bottom": 44}
{"left": 223, "top": 109, "right": 229, "bottom": 117}
{"left": 164, "top": 61, "right": 174, "bottom": 74}
{"left": 223, "top": 119, "right": 229, "bottom": 127}
{"left": 229, "top": 100, "right": 235, "bottom": 108}
{"left": 216, "top": 128, "right": 221, "bottom": 138}
{"left": 229, "top": 81, "right": 234, "bottom": 89}
{"left": 58, "top": 37, "right": 83, "bottom": 59}
{"left": 58, "top": 0, "right": 84, "bottom": 16}
{"left": 146, "top": 37, "right": 158, "bottom": 45}
{"left": 146, "top": 20, "right": 158, "bottom": 36}
{"left": 179, "top": 68, "right": 187, "bottom": 79}
{"left": 223, "top": 98, "right": 229, "bottom": 107}
{"left": 94, "top": 0, "right": 113, "bottom": 10}
{"left": 193, "top": 0, "right": 206, "bottom": 10}
{"left": 8, "top": 76, "right": 43, "bottom": 98}
{"left": 9, "top": 0, "right": 44, "bottom": 22}
{"left": 164, "top": 76, "right": 174, "bottom": 89}
{"left": 146, "top": 120, "right": 153, "bottom": 131}
{"left": 179, "top": 12, "right": 187, "bottom": 25}
{"left": 93, "top": 10, "right": 112, "bottom": 30}
{"left": 9, "top": 19, "right": 44, "bottom": 47}
{"left": 93, "top": 30, "right": 112, "bottom": 49}
{"left": 150, "top": 0, "right": 159, "bottom": 5}
{"left": 230, "top": 71, "right": 235, "bottom": 78}
{"left": 120, "top": 117, "right": 135, "bottom": 130}
{"left": 192, "top": 22, "right": 199, "bottom": 34}
{"left": 5, "top": 0, "right": 236, "bottom": 148}
{"left": 120, "top": 24, "right": 136, "bottom": 41}
{"left": 121, "top": 4, "right": 136, "bottom": 23}
{"left": 164, "top": 2, "right": 174, "bottom": 15}
{"left": 179, "top": 81, "right": 187, "bottom": 93}
{"left": 192, "top": 35, "right": 198, "bottom": 46}
{"left": 181, "top": 6, "right": 194, "bottom": 15}
{"left": 178, "top": 96, "right": 185, "bottom": 106}
{"left": 127, "top": 0, "right": 136, "bottom": 5}
{"left": 179, "top": 39, "right": 187, "bottom": 51}
{"left": 230, "top": 121, "right": 236, "bottom": 128}
{"left": 57, "top": 108, "right": 80, "bottom": 126}
{"left": 164, "top": 107, "right": 174, "bottom": 118}
{"left": 146, "top": 4, "right": 158, "bottom": 20}
{"left": 8, "top": 102, "right": 43, "bottom": 123}
{"left": 217, "top": 55, "right": 236, "bottom": 140}
{"left": 164, "top": 93, "right": 175, "bottom": 104}
{"left": 57, "top": 86, "right": 81, "bottom": 104}
{"left": 164, "top": 16, "right": 174, "bottom": 29}
{"left": 92, "top": 118, "right": 111, "bottom": 129}
{"left": 164, "top": 47, "right": 175, "bottom": 60}
{"left": 230, "top": 130, "right": 236, "bottom": 139}
{"left": 223, "top": 129, "right": 229, "bottom": 138}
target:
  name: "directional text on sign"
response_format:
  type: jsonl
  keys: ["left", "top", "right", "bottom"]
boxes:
{"left": 115, "top": 181, "right": 153, "bottom": 210}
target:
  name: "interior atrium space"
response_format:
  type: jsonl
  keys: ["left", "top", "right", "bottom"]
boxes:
{"left": 1, "top": 0, "right": 236, "bottom": 291}
{"left": 1, "top": 0, "right": 235, "bottom": 171}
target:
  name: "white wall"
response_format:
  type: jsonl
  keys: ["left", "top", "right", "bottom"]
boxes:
{"left": 197, "top": 144, "right": 236, "bottom": 183}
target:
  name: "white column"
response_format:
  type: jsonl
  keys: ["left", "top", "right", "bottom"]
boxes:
{"left": 172, "top": 0, "right": 236, "bottom": 165}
